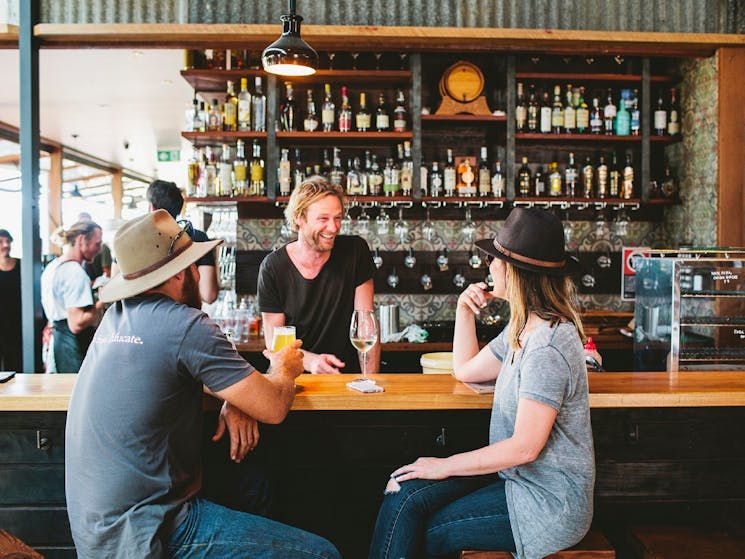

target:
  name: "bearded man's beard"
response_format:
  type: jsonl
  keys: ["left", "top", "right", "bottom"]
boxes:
{"left": 182, "top": 267, "right": 202, "bottom": 310}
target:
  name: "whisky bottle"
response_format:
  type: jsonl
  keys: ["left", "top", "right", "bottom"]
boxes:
{"left": 383, "top": 157, "right": 400, "bottom": 196}
{"left": 517, "top": 156, "right": 531, "bottom": 197}
{"left": 582, "top": 156, "right": 595, "bottom": 198}
{"left": 527, "top": 85, "right": 539, "bottom": 132}
{"left": 622, "top": 153, "right": 635, "bottom": 199}
{"left": 368, "top": 154, "right": 384, "bottom": 195}
{"left": 563, "top": 84, "right": 576, "bottom": 133}
{"left": 400, "top": 141, "right": 413, "bottom": 196}
{"left": 430, "top": 161, "right": 443, "bottom": 197}
{"left": 190, "top": 95, "right": 204, "bottom": 132}
{"left": 338, "top": 86, "right": 352, "bottom": 133}
{"left": 198, "top": 101, "right": 208, "bottom": 133}
{"left": 603, "top": 89, "right": 616, "bottom": 135}
{"left": 478, "top": 146, "right": 491, "bottom": 196}
{"left": 204, "top": 145, "right": 217, "bottom": 196}
{"left": 515, "top": 82, "right": 527, "bottom": 132}
{"left": 251, "top": 77, "right": 266, "bottom": 132}
{"left": 660, "top": 165, "right": 678, "bottom": 199}
{"left": 329, "top": 147, "right": 344, "bottom": 187}
{"left": 491, "top": 161, "right": 505, "bottom": 197}
{"left": 667, "top": 87, "right": 680, "bottom": 136}
{"left": 355, "top": 92, "right": 371, "bottom": 132}
{"left": 590, "top": 97, "right": 603, "bottom": 134}
{"left": 609, "top": 152, "right": 621, "bottom": 197}
{"left": 233, "top": 140, "right": 248, "bottom": 196}
{"left": 596, "top": 154, "right": 608, "bottom": 199}
{"left": 237, "top": 77, "right": 251, "bottom": 131}
{"left": 551, "top": 85, "right": 564, "bottom": 133}
{"left": 539, "top": 90, "right": 552, "bottom": 134}
{"left": 303, "top": 90, "right": 319, "bottom": 132}
{"left": 223, "top": 80, "right": 238, "bottom": 131}
{"left": 321, "top": 83, "right": 335, "bottom": 132}
{"left": 293, "top": 149, "right": 304, "bottom": 190}
{"left": 393, "top": 89, "right": 407, "bottom": 132}
{"left": 278, "top": 148, "right": 291, "bottom": 196}
{"left": 375, "top": 92, "right": 390, "bottom": 131}
{"left": 207, "top": 98, "right": 223, "bottom": 131}
{"left": 280, "top": 82, "right": 297, "bottom": 132}
{"left": 320, "top": 148, "right": 332, "bottom": 178}
{"left": 576, "top": 87, "right": 589, "bottom": 133}
{"left": 654, "top": 90, "right": 667, "bottom": 135}
{"left": 563, "top": 152, "right": 578, "bottom": 197}
{"left": 186, "top": 147, "right": 201, "bottom": 197}
{"left": 444, "top": 149, "right": 457, "bottom": 196}
{"left": 548, "top": 162, "right": 562, "bottom": 197}
{"left": 419, "top": 160, "right": 428, "bottom": 197}
{"left": 249, "top": 140, "right": 264, "bottom": 196}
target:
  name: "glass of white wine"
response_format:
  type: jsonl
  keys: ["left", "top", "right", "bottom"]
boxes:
{"left": 349, "top": 309, "right": 378, "bottom": 382}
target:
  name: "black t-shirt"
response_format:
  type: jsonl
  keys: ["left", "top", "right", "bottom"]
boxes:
{"left": 0, "top": 259, "right": 21, "bottom": 343}
{"left": 257, "top": 235, "right": 374, "bottom": 373}
{"left": 190, "top": 228, "right": 216, "bottom": 267}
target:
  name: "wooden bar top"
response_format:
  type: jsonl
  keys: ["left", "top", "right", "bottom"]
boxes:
{"left": 2, "top": 372, "right": 745, "bottom": 412}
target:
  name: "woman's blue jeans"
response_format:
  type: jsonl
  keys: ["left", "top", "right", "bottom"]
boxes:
{"left": 167, "top": 497, "right": 341, "bottom": 559}
{"left": 368, "top": 475, "right": 516, "bottom": 559}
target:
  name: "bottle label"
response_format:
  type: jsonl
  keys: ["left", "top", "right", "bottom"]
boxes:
{"left": 564, "top": 169, "right": 577, "bottom": 196}
{"left": 430, "top": 175, "right": 442, "bottom": 195}
{"left": 322, "top": 109, "right": 335, "bottom": 126}
{"left": 609, "top": 170, "right": 620, "bottom": 197}
{"left": 444, "top": 169, "right": 456, "bottom": 192}
{"left": 549, "top": 174, "right": 562, "bottom": 195}
{"left": 491, "top": 176, "right": 505, "bottom": 197}
{"left": 667, "top": 110, "right": 679, "bottom": 135}
{"left": 516, "top": 106, "right": 527, "bottom": 128}
{"left": 576, "top": 109, "right": 589, "bottom": 130}
{"left": 478, "top": 169, "right": 491, "bottom": 194}
{"left": 250, "top": 164, "right": 263, "bottom": 183}
{"left": 654, "top": 110, "right": 667, "bottom": 131}
{"left": 564, "top": 107, "right": 576, "bottom": 130}
{"left": 393, "top": 117, "right": 406, "bottom": 131}
{"left": 622, "top": 168, "right": 634, "bottom": 198}
{"left": 304, "top": 117, "right": 318, "bottom": 132}
{"left": 234, "top": 164, "right": 247, "bottom": 182}
{"left": 376, "top": 114, "right": 390, "bottom": 130}
{"left": 338, "top": 114, "right": 352, "bottom": 132}
{"left": 356, "top": 113, "right": 371, "bottom": 130}
{"left": 400, "top": 169, "right": 412, "bottom": 193}
{"left": 238, "top": 100, "right": 251, "bottom": 127}
{"left": 551, "top": 110, "right": 564, "bottom": 130}
{"left": 540, "top": 108, "right": 552, "bottom": 133}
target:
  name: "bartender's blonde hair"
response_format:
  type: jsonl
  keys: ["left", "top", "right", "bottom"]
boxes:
{"left": 51, "top": 219, "right": 101, "bottom": 247}
{"left": 505, "top": 262, "right": 586, "bottom": 350}
{"left": 284, "top": 176, "right": 346, "bottom": 232}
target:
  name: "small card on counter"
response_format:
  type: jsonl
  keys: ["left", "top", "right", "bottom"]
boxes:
{"left": 346, "top": 379, "right": 384, "bottom": 393}
{"left": 462, "top": 380, "right": 495, "bottom": 394}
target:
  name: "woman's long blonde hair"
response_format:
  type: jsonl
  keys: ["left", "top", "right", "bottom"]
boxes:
{"left": 504, "top": 262, "right": 585, "bottom": 350}
{"left": 51, "top": 219, "right": 101, "bottom": 247}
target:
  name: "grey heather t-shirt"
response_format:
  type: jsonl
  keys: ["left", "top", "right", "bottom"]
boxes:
{"left": 65, "top": 294, "right": 254, "bottom": 559}
{"left": 488, "top": 321, "right": 595, "bottom": 559}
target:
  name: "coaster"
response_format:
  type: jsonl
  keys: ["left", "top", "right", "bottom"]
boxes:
{"left": 346, "top": 379, "right": 384, "bottom": 393}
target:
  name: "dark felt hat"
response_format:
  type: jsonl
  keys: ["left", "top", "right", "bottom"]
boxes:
{"left": 475, "top": 207, "right": 580, "bottom": 276}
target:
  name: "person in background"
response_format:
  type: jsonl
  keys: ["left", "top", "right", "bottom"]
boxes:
{"left": 40, "top": 220, "right": 104, "bottom": 373}
{"left": 369, "top": 208, "right": 595, "bottom": 559}
{"left": 0, "top": 229, "right": 21, "bottom": 371}
{"left": 257, "top": 176, "right": 380, "bottom": 374}
{"left": 65, "top": 209, "right": 340, "bottom": 559}
{"left": 146, "top": 180, "right": 219, "bottom": 304}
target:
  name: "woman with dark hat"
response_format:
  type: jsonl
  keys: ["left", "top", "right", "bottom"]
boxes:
{"left": 369, "top": 208, "right": 595, "bottom": 559}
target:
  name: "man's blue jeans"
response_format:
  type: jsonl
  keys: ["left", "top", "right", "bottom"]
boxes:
{"left": 166, "top": 497, "right": 341, "bottom": 559}
{"left": 368, "top": 475, "right": 516, "bottom": 559}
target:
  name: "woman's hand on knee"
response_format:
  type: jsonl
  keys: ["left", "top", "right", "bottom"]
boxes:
{"left": 390, "top": 457, "right": 450, "bottom": 483}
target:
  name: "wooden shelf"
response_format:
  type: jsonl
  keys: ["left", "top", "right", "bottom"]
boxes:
{"left": 182, "top": 131, "right": 267, "bottom": 146}
{"left": 181, "top": 68, "right": 265, "bottom": 92}
{"left": 421, "top": 114, "right": 507, "bottom": 122}
{"left": 517, "top": 72, "right": 644, "bottom": 82}
{"left": 651, "top": 134, "right": 683, "bottom": 143}
{"left": 282, "top": 69, "right": 412, "bottom": 84}
{"left": 184, "top": 196, "right": 268, "bottom": 204}
{"left": 275, "top": 131, "right": 412, "bottom": 142}
{"left": 516, "top": 132, "right": 642, "bottom": 142}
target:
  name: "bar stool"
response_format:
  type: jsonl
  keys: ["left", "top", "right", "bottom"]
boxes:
{"left": 460, "top": 529, "right": 615, "bottom": 558}
{"left": 627, "top": 525, "right": 745, "bottom": 558}
{"left": 0, "top": 529, "right": 45, "bottom": 558}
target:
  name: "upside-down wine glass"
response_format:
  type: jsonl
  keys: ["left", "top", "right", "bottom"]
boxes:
{"left": 349, "top": 309, "right": 378, "bottom": 382}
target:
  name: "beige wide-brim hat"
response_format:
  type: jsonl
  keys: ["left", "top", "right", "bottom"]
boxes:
{"left": 99, "top": 209, "right": 222, "bottom": 303}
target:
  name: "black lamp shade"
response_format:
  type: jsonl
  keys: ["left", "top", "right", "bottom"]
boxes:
{"left": 262, "top": 13, "right": 318, "bottom": 77}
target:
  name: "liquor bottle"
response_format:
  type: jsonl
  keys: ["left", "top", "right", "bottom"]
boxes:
{"left": 329, "top": 147, "right": 344, "bottom": 187}
{"left": 615, "top": 94, "right": 631, "bottom": 135}
{"left": 393, "top": 89, "right": 407, "bottom": 132}
{"left": 589, "top": 97, "right": 603, "bottom": 134}
{"left": 533, "top": 165, "right": 546, "bottom": 196}
{"left": 603, "top": 89, "right": 616, "bottom": 135}
{"left": 551, "top": 85, "right": 564, "bottom": 133}
{"left": 582, "top": 156, "right": 595, "bottom": 198}
{"left": 419, "top": 160, "right": 428, "bottom": 197}
{"left": 660, "top": 165, "right": 679, "bottom": 199}
{"left": 368, "top": 154, "right": 384, "bottom": 195}
{"left": 630, "top": 89, "right": 641, "bottom": 135}
{"left": 347, "top": 157, "right": 363, "bottom": 195}
{"left": 548, "top": 162, "right": 562, "bottom": 197}
{"left": 539, "top": 90, "right": 552, "bottom": 134}
{"left": 293, "top": 149, "right": 304, "bottom": 190}
{"left": 667, "top": 87, "right": 680, "bottom": 136}
{"left": 237, "top": 77, "right": 251, "bottom": 131}
{"left": 278, "top": 148, "right": 292, "bottom": 196}
{"left": 609, "top": 152, "right": 621, "bottom": 197}
{"left": 233, "top": 140, "right": 248, "bottom": 196}
{"left": 375, "top": 92, "right": 390, "bottom": 131}
{"left": 185, "top": 94, "right": 198, "bottom": 132}
{"left": 527, "top": 85, "right": 539, "bottom": 132}
{"left": 190, "top": 95, "right": 204, "bottom": 132}
{"left": 186, "top": 147, "right": 201, "bottom": 197}
{"left": 515, "top": 82, "right": 527, "bottom": 132}
{"left": 576, "top": 87, "right": 590, "bottom": 133}
{"left": 429, "top": 161, "right": 443, "bottom": 197}
{"left": 563, "top": 152, "right": 578, "bottom": 197}
{"left": 303, "top": 89, "right": 319, "bottom": 132}
{"left": 251, "top": 77, "right": 266, "bottom": 132}
{"left": 478, "top": 146, "right": 491, "bottom": 196}
{"left": 280, "top": 81, "right": 297, "bottom": 131}
{"left": 654, "top": 90, "right": 667, "bottom": 135}
{"left": 596, "top": 154, "right": 608, "bottom": 198}
{"left": 383, "top": 157, "right": 400, "bottom": 195}
{"left": 517, "top": 156, "right": 531, "bottom": 197}
{"left": 400, "top": 141, "right": 413, "bottom": 196}
{"left": 249, "top": 139, "right": 264, "bottom": 195}
{"left": 338, "top": 85, "right": 352, "bottom": 132}
{"left": 320, "top": 148, "right": 332, "bottom": 178}
{"left": 457, "top": 156, "right": 476, "bottom": 197}
{"left": 204, "top": 145, "right": 217, "bottom": 196}
{"left": 207, "top": 98, "right": 223, "bottom": 131}
{"left": 563, "top": 84, "right": 576, "bottom": 133}
{"left": 198, "top": 101, "right": 208, "bottom": 132}
{"left": 223, "top": 80, "right": 238, "bottom": 131}
{"left": 443, "top": 149, "right": 456, "bottom": 196}
{"left": 491, "top": 161, "right": 505, "bottom": 197}
{"left": 321, "top": 83, "right": 335, "bottom": 132}
{"left": 622, "top": 153, "right": 635, "bottom": 199}
{"left": 355, "top": 92, "right": 371, "bottom": 132}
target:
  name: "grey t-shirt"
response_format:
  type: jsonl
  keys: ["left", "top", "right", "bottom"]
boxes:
{"left": 488, "top": 321, "right": 595, "bottom": 559}
{"left": 65, "top": 294, "right": 254, "bottom": 559}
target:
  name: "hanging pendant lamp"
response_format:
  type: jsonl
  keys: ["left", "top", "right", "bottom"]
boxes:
{"left": 262, "top": 0, "right": 318, "bottom": 77}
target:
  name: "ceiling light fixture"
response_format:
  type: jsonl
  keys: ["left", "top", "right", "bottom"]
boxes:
{"left": 262, "top": 0, "right": 318, "bottom": 77}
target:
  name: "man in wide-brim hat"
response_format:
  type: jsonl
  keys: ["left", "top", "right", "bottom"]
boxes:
{"left": 65, "top": 210, "right": 341, "bottom": 559}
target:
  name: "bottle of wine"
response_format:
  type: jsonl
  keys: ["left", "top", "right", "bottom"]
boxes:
{"left": 622, "top": 153, "right": 635, "bottom": 199}
{"left": 596, "top": 154, "right": 608, "bottom": 199}
{"left": 237, "top": 77, "right": 251, "bottom": 131}
{"left": 667, "top": 87, "right": 680, "bottom": 136}
{"left": 515, "top": 82, "right": 527, "bottom": 132}
{"left": 615, "top": 93, "right": 631, "bottom": 136}
{"left": 527, "top": 85, "right": 539, "bottom": 132}
{"left": 218, "top": 144, "right": 233, "bottom": 196}
{"left": 393, "top": 89, "right": 407, "bottom": 132}
{"left": 368, "top": 154, "right": 383, "bottom": 196}
{"left": 563, "top": 84, "right": 576, "bottom": 134}
{"left": 375, "top": 92, "right": 390, "bottom": 131}
{"left": 280, "top": 81, "right": 297, "bottom": 132}
{"left": 563, "top": 152, "right": 578, "bottom": 197}
{"left": 582, "top": 156, "right": 595, "bottom": 198}
{"left": 293, "top": 148, "right": 304, "bottom": 190}
{"left": 383, "top": 157, "right": 400, "bottom": 196}
{"left": 338, "top": 85, "right": 352, "bottom": 133}
{"left": 278, "top": 148, "right": 292, "bottom": 196}
{"left": 517, "top": 156, "right": 531, "bottom": 197}
{"left": 430, "top": 161, "right": 443, "bottom": 197}
{"left": 533, "top": 165, "right": 545, "bottom": 196}
{"left": 355, "top": 92, "right": 371, "bottom": 132}
{"left": 491, "top": 161, "right": 505, "bottom": 197}
{"left": 551, "top": 84, "right": 564, "bottom": 134}
{"left": 443, "top": 149, "right": 456, "bottom": 196}
{"left": 609, "top": 151, "right": 621, "bottom": 197}
{"left": 478, "top": 146, "right": 491, "bottom": 196}
{"left": 576, "top": 87, "right": 589, "bottom": 134}
{"left": 329, "top": 147, "right": 344, "bottom": 187}
{"left": 321, "top": 83, "right": 335, "bottom": 132}
{"left": 590, "top": 97, "right": 603, "bottom": 134}
{"left": 548, "top": 162, "right": 562, "bottom": 197}
{"left": 223, "top": 80, "right": 238, "bottom": 131}
{"left": 207, "top": 98, "right": 222, "bottom": 132}
{"left": 400, "top": 141, "right": 413, "bottom": 196}
{"left": 303, "top": 89, "right": 319, "bottom": 132}
{"left": 654, "top": 90, "right": 667, "bottom": 135}
{"left": 603, "top": 89, "right": 616, "bottom": 135}
{"left": 539, "top": 90, "right": 552, "bottom": 134}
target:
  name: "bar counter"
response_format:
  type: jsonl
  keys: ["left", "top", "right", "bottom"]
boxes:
{"left": 2, "top": 371, "right": 745, "bottom": 412}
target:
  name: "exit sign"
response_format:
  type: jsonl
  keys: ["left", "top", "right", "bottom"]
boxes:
{"left": 157, "top": 149, "right": 180, "bottom": 162}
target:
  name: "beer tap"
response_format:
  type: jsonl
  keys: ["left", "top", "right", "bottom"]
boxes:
{"left": 436, "top": 248, "right": 449, "bottom": 272}
{"left": 420, "top": 268, "right": 433, "bottom": 291}
{"left": 387, "top": 267, "right": 399, "bottom": 289}
{"left": 453, "top": 267, "right": 466, "bottom": 289}
{"left": 468, "top": 249, "right": 482, "bottom": 269}
{"left": 404, "top": 247, "right": 416, "bottom": 269}
{"left": 372, "top": 247, "right": 383, "bottom": 269}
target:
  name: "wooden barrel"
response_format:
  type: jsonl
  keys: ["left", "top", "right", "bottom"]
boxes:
{"left": 439, "top": 61, "right": 485, "bottom": 103}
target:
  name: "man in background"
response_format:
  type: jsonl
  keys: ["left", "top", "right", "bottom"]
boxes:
{"left": 147, "top": 180, "right": 219, "bottom": 304}
{"left": 0, "top": 229, "right": 21, "bottom": 371}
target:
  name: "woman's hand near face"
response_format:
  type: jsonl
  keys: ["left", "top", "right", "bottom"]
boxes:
{"left": 457, "top": 282, "right": 494, "bottom": 315}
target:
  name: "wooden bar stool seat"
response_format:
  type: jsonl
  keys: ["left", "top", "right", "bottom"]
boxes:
{"left": 460, "top": 529, "right": 615, "bottom": 558}
{"left": 627, "top": 525, "right": 745, "bottom": 559}
{"left": 0, "top": 529, "right": 45, "bottom": 558}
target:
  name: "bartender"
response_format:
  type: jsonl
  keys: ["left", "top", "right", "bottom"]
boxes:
{"left": 257, "top": 177, "right": 380, "bottom": 374}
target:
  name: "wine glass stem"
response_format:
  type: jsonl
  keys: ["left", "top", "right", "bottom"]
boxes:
{"left": 360, "top": 350, "right": 367, "bottom": 380}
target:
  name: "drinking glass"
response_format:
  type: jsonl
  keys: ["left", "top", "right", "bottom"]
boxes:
{"left": 421, "top": 208, "right": 436, "bottom": 242}
{"left": 376, "top": 207, "right": 390, "bottom": 236}
{"left": 374, "top": 52, "right": 383, "bottom": 70}
{"left": 349, "top": 310, "right": 378, "bottom": 381}
{"left": 461, "top": 208, "right": 477, "bottom": 243}
{"left": 327, "top": 52, "right": 336, "bottom": 70}
{"left": 357, "top": 206, "right": 370, "bottom": 236}
{"left": 393, "top": 207, "right": 410, "bottom": 242}
{"left": 351, "top": 52, "right": 360, "bottom": 70}
{"left": 272, "top": 325, "right": 296, "bottom": 352}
